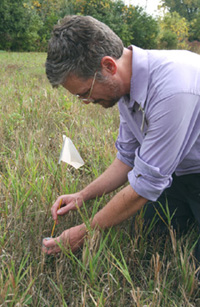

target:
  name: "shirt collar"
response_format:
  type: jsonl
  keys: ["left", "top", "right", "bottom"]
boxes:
{"left": 123, "top": 45, "right": 149, "bottom": 109}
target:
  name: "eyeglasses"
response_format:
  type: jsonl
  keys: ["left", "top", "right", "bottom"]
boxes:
{"left": 77, "top": 72, "right": 97, "bottom": 103}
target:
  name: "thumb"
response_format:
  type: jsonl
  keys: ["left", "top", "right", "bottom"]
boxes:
{"left": 57, "top": 202, "right": 75, "bottom": 215}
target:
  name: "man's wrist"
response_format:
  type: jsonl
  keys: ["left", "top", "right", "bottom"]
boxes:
{"left": 80, "top": 188, "right": 91, "bottom": 202}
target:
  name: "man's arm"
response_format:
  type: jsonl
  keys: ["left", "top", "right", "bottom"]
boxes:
{"left": 43, "top": 158, "right": 148, "bottom": 254}
{"left": 91, "top": 185, "right": 147, "bottom": 229}
{"left": 43, "top": 183, "right": 147, "bottom": 254}
{"left": 81, "top": 157, "right": 132, "bottom": 201}
{"left": 51, "top": 157, "right": 132, "bottom": 220}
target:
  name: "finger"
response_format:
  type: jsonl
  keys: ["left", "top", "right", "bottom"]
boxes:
{"left": 51, "top": 197, "right": 64, "bottom": 220}
{"left": 47, "top": 245, "right": 61, "bottom": 255}
{"left": 42, "top": 243, "right": 61, "bottom": 255}
{"left": 42, "top": 237, "right": 61, "bottom": 254}
{"left": 47, "top": 237, "right": 59, "bottom": 246}
{"left": 42, "top": 237, "right": 57, "bottom": 248}
{"left": 57, "top": 202, "right": 75, "bottom": 216}
{"left": 47, "top": 236, "right": 66, "bottom": 255}
{"left": 42, "top": 238, "right": 52, "bottom": 253}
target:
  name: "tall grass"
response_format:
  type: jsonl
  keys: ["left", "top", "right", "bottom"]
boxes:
{"left": 0, "top": 52, "right": 200, "bottom": 306}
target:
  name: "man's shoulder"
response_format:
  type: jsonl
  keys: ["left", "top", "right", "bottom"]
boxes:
{"left": 147, "top": 49, "right": 200, "bottom": 98}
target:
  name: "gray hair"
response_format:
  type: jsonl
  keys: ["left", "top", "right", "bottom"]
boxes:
{"left": 45, "top": 15, "right": 124, "bottom": 87}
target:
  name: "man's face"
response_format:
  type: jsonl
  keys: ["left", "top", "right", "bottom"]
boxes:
{"left": 62, "top": 73, "right": 123, "bottom": 109}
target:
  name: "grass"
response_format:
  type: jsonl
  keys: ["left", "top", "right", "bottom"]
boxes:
{"left": 0, "top": 52, "right": 200, "bottom": 306}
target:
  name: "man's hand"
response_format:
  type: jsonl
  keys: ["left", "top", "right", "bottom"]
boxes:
{"left": 51, "top": 158, "right": 132, "bottom": 222}
{"left": 51, "top": 193, "right": 84, "bottom": 221}
{"left": 45, "top": 158, "right": 135, "bottom": 255}
{"left": 42, "top": 223, "right": 86, "bottom": 255}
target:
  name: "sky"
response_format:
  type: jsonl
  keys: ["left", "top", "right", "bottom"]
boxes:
{"left": 124, "top": 0, "right": 162, "bottom": 16}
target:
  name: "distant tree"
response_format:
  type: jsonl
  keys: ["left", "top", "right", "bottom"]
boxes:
{"left": 189, "top": 11, "right": 200, "bottom": 41}
{"left": 158, "top": 12, "right": 189, "bottom": 49}
{"left": 0, "top": 0, "right": 73, "bottom": 51}
{"left": 71, "top": 0, "right": 131, "bottom": 46}
{"left": 158, "top": 29, "right": 178, "bottom": 49}
{"left": 0, "top": 0, "right": 42, "bottom": 51}
{"left": 161, "top": 0, "right": 200, "bottom": 21}
{"left": 30, "top": 0, "right": 74, "bottom": 50}
{"left": 122, "top": 4, "right": 159, "bottom": 48}
{"left": 0, "top": 0, "right": 159, "bottom": 51}
{"left": 72, "top": 0, "right": 159, "bottom": 48}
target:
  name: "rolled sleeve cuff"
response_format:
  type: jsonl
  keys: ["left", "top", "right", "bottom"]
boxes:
{"left": 117, "top": 152, "right": 134, "bottom": 168}
{"left": 128, "top": 150, "right": 172, "bottom": 201}
{"left": 115, "top": 140, "right": 136, "bottom": 168}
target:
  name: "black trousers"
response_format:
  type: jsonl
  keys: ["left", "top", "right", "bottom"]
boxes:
{"left": 142, "top": 173, "right": 200, "bottom": 262}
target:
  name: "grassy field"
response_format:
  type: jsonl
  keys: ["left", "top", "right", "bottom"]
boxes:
{"left": 0, "top": 52, "right": 200, "bottom": 306}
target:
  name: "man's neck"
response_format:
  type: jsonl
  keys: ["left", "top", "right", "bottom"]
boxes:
{"left": 116, "top": 47, "right": 133, "bottom": 95}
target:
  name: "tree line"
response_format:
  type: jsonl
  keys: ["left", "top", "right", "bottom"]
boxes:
{"left": 0, "top": 0, "right": 199, "bottom": 52}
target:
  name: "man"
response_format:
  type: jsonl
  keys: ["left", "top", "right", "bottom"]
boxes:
{"left": 43, "top": 15, "right": 200, "bottom": 261}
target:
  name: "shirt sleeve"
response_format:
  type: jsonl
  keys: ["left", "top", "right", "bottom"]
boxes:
{"left": 115, "top": 113, "right": 140, "bottom": 168}
{"left": 128, "top": 93, "right": 200, "bottom": 201}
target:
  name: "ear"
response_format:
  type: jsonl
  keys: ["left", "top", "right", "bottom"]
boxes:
{"left": 101, "top": 56, "right": 117, "bottom": 75}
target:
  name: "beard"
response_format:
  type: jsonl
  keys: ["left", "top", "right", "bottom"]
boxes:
{"left": 92, "top": 78, "right": 122, "bottom": 108}
{"left": 93, "top": 98, "right": 118, "bottom": 108}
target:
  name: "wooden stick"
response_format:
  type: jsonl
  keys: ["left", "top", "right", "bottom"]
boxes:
{"left": 51, "top": 198, "right": 62, "bottom": 237}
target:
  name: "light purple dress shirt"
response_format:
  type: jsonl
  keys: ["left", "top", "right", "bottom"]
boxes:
{"left": 115, "top": 45, "right": 200, "bottom": 201}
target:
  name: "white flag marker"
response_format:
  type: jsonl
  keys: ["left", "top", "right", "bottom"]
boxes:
{"left": 58, "top": 135, "right": 84, "bottom": 169}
